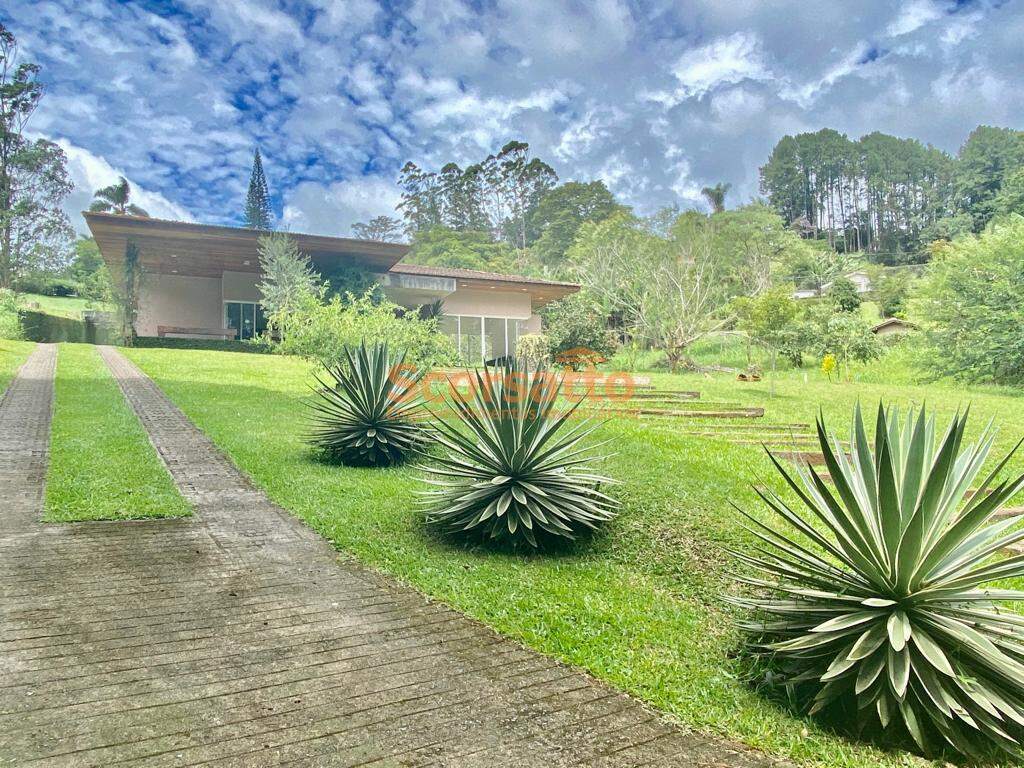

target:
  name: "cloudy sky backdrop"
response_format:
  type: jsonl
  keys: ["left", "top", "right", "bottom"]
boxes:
{"left": 6, "top": 0, "right": 1023, "bottom": 236}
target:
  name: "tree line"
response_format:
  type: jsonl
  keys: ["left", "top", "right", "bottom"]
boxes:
{"left": 760, "top": 125, "right": 1024, "bottom": 261}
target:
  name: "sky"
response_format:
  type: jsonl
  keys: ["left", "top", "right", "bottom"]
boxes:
{"left": 6, "top": 0, "right": 1024, "bottom": 238}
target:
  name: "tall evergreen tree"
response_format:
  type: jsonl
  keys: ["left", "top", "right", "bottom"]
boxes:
{"left": 244, "top": 149, "right": 272, "bottom": 230}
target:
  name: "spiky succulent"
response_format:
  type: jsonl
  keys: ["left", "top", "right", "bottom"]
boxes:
{"left": 306, "top": 341, "right": 426, "bottom": 466}
{"left": 731, "top": 403, "right": 1024, "bottom": 759}
{"left": 419, "top": 360, "right": 618, "bottom": 547}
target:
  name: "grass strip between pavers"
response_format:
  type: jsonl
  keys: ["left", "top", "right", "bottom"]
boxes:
{"left": 44, "top": 344, "right": 191, "bottom": 522}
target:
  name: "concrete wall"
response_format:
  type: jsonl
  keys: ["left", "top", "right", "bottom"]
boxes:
{"left": 442, "top": 288, "right": 533, "bottom": 320}
{"left": 222, "top": 271, "right": 260, "bottom": 302}
{"left": 136, "top": 274, "right": 224, "bottom": 337}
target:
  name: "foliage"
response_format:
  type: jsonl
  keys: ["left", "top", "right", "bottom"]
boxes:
{"left": 419, "top": 361, "right": 617, "bottom": 547}
{"left": 801, "top": 303, "right": 879, "bottom": 378}
{"left": 306, "top": 341, "right": 426, "bottom": 467}
{"left": 780, "top": 242, "right": 847, "bottom": 293}
{"left": 243, "top": 148, "right": 272, "bottom": 229}
{"left": 277, "top": 290, "right": 458, "bottom": 370}
{"left": 733, "top": 287, "right": 800, "bottom": 390}
{"left": 956, "top": 126, "right": 1024, "bottom": 231}
{"left": 406, "top": 225, "right": 517, "bottom": 272}
{"left": 89, "top": 176, "right": 149, "bottom": 217}
{"left": 526, "top": 181, "right": 624, "bottom": 268}
{"left": 701, "top": 182, "right": 731, "bottom": 213}
{"left": 540, "top": 293, "right": 615, "bottom": 369}
{"left": 514, "top": 332, "right": 550, "bottom": 367}
{"left": 256, "top": 233, "right": 323, "bottom": 339}
{"left": 732, "top": 403, "right": 1024, "bottom": 759}
{"left": 398, "top": 140, "right": 557, "bottom": 251}
{"left": 351, "top": 215, "right": 403, "bottom": 241}
{"left": 994, "top": 167, "right": 1024, "bottom": 219}
{"left": 113, "top": 241, "right": 142, "bottom": 345}
{"left": 0, "top": 23, "right": 74, "bottom": 289}
{"left": 322, "top": 262, "right": 379, "bottom": 300}
{"left": 0, "top": 287, "right": 20, "bottom": 339}
{"left": 820, "top": 353, "right": 836, "bottom": 379}
{"left": 873, "top": 271, "right": 911, "bottom": 319}
{"left": 827, "top": 277, "right": 862, "bottom": 313}
{"left": 68, "top": 236, "right": 111, "bottom": 300}
{"left": 917, "top": 214, "right": 1024, "bottom": 384}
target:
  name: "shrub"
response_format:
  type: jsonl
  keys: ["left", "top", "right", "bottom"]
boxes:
{"left": 828, "top": 276, "right": 862, "bottom": 313}
{"left": 732, "top": 403, "right": 1024, "bottom": 759}
{"left": 540, "top": 293, "right": 615, "bottom": 369}
{"left": 278, "top": 291, "right": 458, "bottom": 370}
{"left": 306, "top": 342, "right": 426, "bottom": 467}
{"left": 918, "top": 215, "right": 1024, "bottom": 384}
{"left": 0, "top": 289, "right": 22, "bottom": 340}
{"left": 515, "top": 333, "right": 550, "bottom": 366}
{"left": 419, "top": 361, "right": 618, "bottom": 548}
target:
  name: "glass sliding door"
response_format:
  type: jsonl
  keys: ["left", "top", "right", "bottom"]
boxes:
{"left": 483, "top": 317, "right": 507, "bottom": 363}
{"left": 459, "top": 316, "right": 482, "bottom": 365}
{"left": 224, "top": 301, "right": 267, "bottom": 340}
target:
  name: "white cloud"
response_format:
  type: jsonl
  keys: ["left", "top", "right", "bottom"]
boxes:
{"left": 281, "top": 175, "right": 402, "bottom": 237}
{"left": 55, "top": 139, "right": 193, "bottom": 233}
{"left": 886, "top": 0, "right": 945, "bottom": 37}
{"left": 648, "top": 32, "right": 771, "bottom": 105}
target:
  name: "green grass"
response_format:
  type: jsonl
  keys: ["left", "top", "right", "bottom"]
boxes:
{"left": 18, "top": 293, "right": 113, "bottom": 319}
{"left": 118, "top": 345, "right": 1024, "bottom": 768}
{"left": 0, "top": 339, "right": 36, "bottom": 393}
{"left": 45, "top": 344, "right": 190, "bottom": 522}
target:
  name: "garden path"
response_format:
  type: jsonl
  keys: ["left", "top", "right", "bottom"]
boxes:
{"left": 0, "top": 343, "right": 778, "bottom": 767}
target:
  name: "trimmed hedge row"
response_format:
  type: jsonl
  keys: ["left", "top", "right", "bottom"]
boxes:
{"left": 18, "top": 310, "right": 118, "bottom": 344}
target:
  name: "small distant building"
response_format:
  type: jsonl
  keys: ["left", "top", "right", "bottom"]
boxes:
{"left": 793, "top": 270, "right": 874, "bottom": 300}
{"left": 871, "top": 317, "right": 917, "bottom": 337}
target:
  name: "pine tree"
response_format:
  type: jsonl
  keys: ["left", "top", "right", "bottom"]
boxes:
{"left": 244, "top": 149, "right": 272, "bottom": 229}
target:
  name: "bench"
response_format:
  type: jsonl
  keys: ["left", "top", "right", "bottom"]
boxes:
{"left": 156, "top": 325, "right": 238, "bottom": 340}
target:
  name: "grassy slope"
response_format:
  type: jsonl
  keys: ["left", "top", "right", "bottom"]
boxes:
{"left": 0, "top": 339, "right": 36, "bottom": 394}
{"left": 120, "top": 346, "right": 1024, "bottom": 768}
{"left": 45, "top": 344, "right": 190, "bottom": 522}
{"left": 18, "top": 293, "right": 114, "bottom": 319}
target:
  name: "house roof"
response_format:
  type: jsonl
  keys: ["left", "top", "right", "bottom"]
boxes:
{"left": 83, "top": 212, "right": 580, "bottom": 303}
{"left": 871, "top": 317, "right": 917, "bottom": 333}
{"left": 84, "top": 212, "right": 410, "bottom": 278}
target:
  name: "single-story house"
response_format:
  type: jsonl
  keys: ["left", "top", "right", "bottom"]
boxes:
{"left": 870, "top": 317, "right": 917, "bottom": 337}
{"left": 794, "top": 270, "right": 874, "bottom": 300}
{"left": 84, "top": 212, "right": 578, "bottom": 365}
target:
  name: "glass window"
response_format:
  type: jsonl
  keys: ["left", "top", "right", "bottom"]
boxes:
{"left": 484, "top": 317, "right": 506, "bottom": 363}
{"left": 225, "top": 302, "right": 242, "bottom": 339}
{"left": 439, "top": 315, "right": 458, "bottom": 348}
{"left": 506, "top": 319, "right": 521, "bottom": 359}
{"left": 459, "top": 316, "right": 482, "bottom": 365}
{"left": 224, "top": 302, "right": 262, "bottom": 340}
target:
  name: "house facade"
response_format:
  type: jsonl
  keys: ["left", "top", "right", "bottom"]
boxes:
{"left": 84, "top": 213, "right": 578, "bottom": 365}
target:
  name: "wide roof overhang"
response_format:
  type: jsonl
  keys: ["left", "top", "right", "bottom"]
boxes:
{"left": 84, "top": 212, "right": 409, "bottom": 278}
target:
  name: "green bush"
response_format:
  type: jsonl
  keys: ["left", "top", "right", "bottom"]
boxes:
{"left": 133, "top": 337, "right": 271, "bottom": 353}
{"left": 732, "top": 403, "right": 1024, "bottom": 759}
{"left": 514, "top": 333, "right": 550, "bottom": 366}
{"left": 18, "top": 310, "right": 118, "bottom": 344}
{"left": 918, "top": 215, "right": 1024, "bottom": 384}
{"left": 419, "top": 360, "right": 618, "bottom": 548}
{"left": 540, "top": 293, "right": 615, "bottom": 368}
{"left": 277, "top": 291, "right": 458, "bottom": 369}
{"left": 0, "top": 289, "right": 22, "bottom": 340}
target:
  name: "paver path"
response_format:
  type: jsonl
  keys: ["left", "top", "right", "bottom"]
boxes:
{"left": 0, "top": 344, "right": 776, "bottom": 767}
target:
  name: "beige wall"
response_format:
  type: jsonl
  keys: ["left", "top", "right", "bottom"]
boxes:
{"left": 136, "top": 274, "right": 223, "bottom": 337}
{"left": 443, "top": 288, "right": 533, "bottom": 319}
{"left": 222, "top": 270, "right": 260, "bottom": 302}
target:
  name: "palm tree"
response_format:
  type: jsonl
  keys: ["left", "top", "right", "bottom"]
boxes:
{"left": 89, "top": 177, "right": 150, "bottom": 216}
{"left": 700, "top": 182, "right": 731, "bottom": 214}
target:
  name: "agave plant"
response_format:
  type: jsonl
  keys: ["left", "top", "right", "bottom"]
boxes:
{"left": 731, "top": 403, "right": 1024, "bottom": 759}
{"left": 419, "top": 360, "right": 618, "bottom": 547}
{"left": 306, "top": 341, "right": 426, "bottom": 466}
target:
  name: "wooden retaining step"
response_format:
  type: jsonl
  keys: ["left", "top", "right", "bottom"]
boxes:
{"left": 636, "top": 407, "right": 765, "bottom": 419}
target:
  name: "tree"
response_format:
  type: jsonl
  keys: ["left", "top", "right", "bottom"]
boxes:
{"left": 993, "top": 166, "right": 1024, "bottom": 218}
{"left": 68, "top": 236, "right": 110, "bottom": 300}
{"left": 700, "top": 182, "right": 731, "bottom": 213}
{"left": 827, "top": 276, "right": 861, "bottom": 313}
{"left": 351, "top": 215, "right": 403, "bottom": 241}
{"left": 873, "top": 269, "right": 912, "bottom": 318}
{"left": 733, "top": 286, "right": 799, "bottom": 394}
{"left": 243, "top": 148, "right": 272, "bottom": 229}
{"left": 0, "top": 24, "right": 74, "bottom": 289}
{"left": 114, "top": 241, "right": 143, "bottom": 345}
{"left": 801, "top": 302, "right": 879, "bottom": 380}
{"left": 955, "top": 126, "right": 1024, "bottom": 231}
{"left": 89, "top": 176, "right": 149, "bottom": 216}
{"left": 525, "top": 181, "right": 624, "bottom": 268}
{"left": 918, "top": 214, "right": 1024, "bottom": 384}
{"left": 406, "top": 226, "right": 516, "bottom": 272}
{"left": 256, "top": 234, "right": 322, "bottom": 340}
{"left": 569, "top": 214, "right": 730, "bottom": 372}
{"left": 539, "top": 292, "right": 615, "bottom": 369}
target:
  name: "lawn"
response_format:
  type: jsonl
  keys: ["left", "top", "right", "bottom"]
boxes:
{"left": 45, "top": 344, "right": 190, "bottom": 522}
{"left": 0, "top": 338, "right": 36, "bottom": 395}
{"left": 18, "top": 292, "right": 114, "bottom": 319}
{"left": 118, "top": 344, "right": 1024, "bottom": 768}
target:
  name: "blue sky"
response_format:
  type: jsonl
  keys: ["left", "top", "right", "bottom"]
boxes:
{"left": 7, "top": 0, "right": 1024, "bottom": 237}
